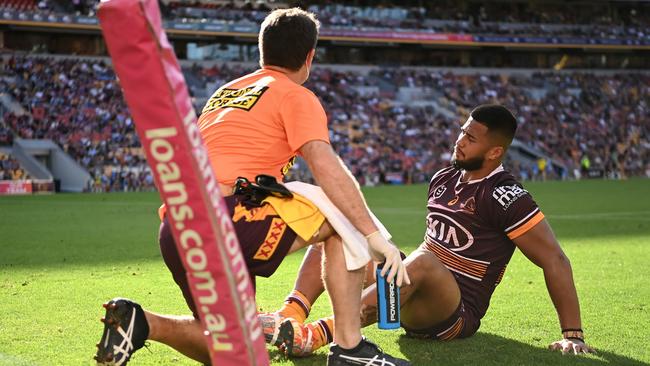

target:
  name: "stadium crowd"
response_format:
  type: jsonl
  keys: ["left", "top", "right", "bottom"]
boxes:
{"left": 1, "top": 0, "right": 648, "bottom": 41}
{"left": 0, "top": 121, "right": 14, "bottom": 145}
{"left": 0, "top": 56, "right": 155, "bottom": 192}
{"left": 368, "top": 68, "right": 649, "bottom": 180}
{"left": 0, "top": 56, "right": 648, "bottom": 191}
{"left": 305, "top": 2, "right": 650, "bottom": 41}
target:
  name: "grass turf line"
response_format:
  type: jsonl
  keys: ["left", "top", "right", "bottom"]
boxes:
{"left": 0, "top": 179, "right": 648, "bottom": 365}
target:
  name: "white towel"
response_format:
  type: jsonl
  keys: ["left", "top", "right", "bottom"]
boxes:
{"left": 285, "top": 181, "right": 391, "bottom": 271}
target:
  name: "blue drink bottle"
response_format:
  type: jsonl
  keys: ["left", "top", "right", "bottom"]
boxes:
{"left": 376, "top": 262, "right": 400, "bottom": 329}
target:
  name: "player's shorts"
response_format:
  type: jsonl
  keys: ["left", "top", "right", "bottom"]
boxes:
{"left": 158, "top": 194, "right": 300, "bottom": 318}
{"left": 402, "top": 300, "right": 480, "bottom": 340}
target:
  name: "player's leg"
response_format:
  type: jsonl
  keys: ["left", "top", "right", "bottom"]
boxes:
{"left": 95, "top": 219, "right": 209, "bottom": 364}
{"left": 261, "top": 221, "right": 346, "bottom": 353}
{"left": 266, "top": 243, "right": 325, "bottom": 328}
{"left": 394, "top": 248, "right": 478, "bottom": 341}
{"left": 279, "top": 246, "right": 462, "bottom": 356}
{"left": 321, "top": 233, "right": 364, "bottom": 348}
{"left": 269, "top": 242, "right": 375, "bottom": 322}
{"left": 268, "top": 226, "right": 409, "bottom": 364}
{"left": 262, "top": 237, "right": 380, "bottom": 356}
{"left": 145, "top": 217, "right": 211, "bottom": 363}
{"left": 144, "top": 312, "right": 209, "bottom": 364}
{"left": 318, "top": 233, "right": 409, "bottom": 365}
{"left": 289, "top": 243, "right": 326, "bottom": 308}
{"left": 291, "top": 242, "right": 376, "bottom": 301}
{"left": 96, "top": 201, "right": 324, "bottom": 364}
{"left": 360, "top": 247, "right": 461, "bottom": 330}
{"left": 311, "top": 246, "right": 460, "bottom": 343}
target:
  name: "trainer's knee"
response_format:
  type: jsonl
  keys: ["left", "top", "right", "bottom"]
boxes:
{"left": 288, "top": 220, "right": 336, "bottom": 253}
{"left": 312, "top": 219, "right": 335, "bottom": 243}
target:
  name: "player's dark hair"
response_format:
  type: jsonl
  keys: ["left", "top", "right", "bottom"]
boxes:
{"left": 470, "top": 104, "right": 517, "bottom": 147}
{"left": 259, "top": 8, "right": 320, "bottom": 71}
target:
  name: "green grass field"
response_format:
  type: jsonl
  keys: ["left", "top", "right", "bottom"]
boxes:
{"left": 1, "top": 179, "right": 649, "bottom": 366}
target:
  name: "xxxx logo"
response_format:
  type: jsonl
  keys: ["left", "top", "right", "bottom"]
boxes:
{"left": 254, "top": 218, "right": 287, "bottom": 260}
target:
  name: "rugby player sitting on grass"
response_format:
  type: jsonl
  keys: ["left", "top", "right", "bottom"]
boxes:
{"left": 261, "top": 104, "right": 595, "bottom": 357}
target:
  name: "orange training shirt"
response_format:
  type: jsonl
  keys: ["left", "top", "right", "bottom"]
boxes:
{"left": 197, "top": 68, "right": 330, "bottom": 185}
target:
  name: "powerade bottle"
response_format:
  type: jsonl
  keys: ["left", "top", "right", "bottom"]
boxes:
{"left": 376, "top": 262, "right": 400, "bottom": 329}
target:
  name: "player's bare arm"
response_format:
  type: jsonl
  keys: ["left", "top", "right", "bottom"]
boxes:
{"left": 299, "top": 140, "right": 410, "bottom": 286}
{"left": 512, "top": 218, "right": 595, "bottom": 355}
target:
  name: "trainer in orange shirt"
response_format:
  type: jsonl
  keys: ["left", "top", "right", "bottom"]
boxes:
{"left": 198, "top": 67, "right": 329, "bottom": 187}
{"left": 96, "top": 8, "right": 410, "bottom": 366}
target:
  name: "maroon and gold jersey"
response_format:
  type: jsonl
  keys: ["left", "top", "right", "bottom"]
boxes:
{"left": 423, "top": 165, "right": 545, "bottom": 320}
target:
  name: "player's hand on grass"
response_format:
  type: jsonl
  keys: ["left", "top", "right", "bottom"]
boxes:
{"left": 549, "top": 338, "right": 595, "bottom": 355}
{"left": 366, "top": 231, "right": 411, "bottom": 287}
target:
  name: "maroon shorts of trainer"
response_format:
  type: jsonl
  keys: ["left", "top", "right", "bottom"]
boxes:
{"left": 158, "top": 195, "right": 298, "bottom": 318}
{"left": 402, "top": 300, "right": 480, "bottom": 340}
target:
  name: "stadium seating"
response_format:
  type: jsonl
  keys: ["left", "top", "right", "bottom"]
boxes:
{"left": 0, "top": 56, "right": 154, "bottom": 192}
{"left": 0, "top": 121, "right": 14, "bottom": 145}
{"left": 0, "top": 55, "right": 647, "bottom": 192}
{"left": 172, "top": 1, "right": 649, "bottom": 40}
{"left": 9, "top": 0, "right": 650, "bottom": 41}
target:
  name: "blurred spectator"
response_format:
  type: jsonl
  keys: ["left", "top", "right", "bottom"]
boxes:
{"left": 0, "top": 152, "right": 29, "bottom": 180}
{"left": 0, "top": 122, "right": 14, "bottom": 145}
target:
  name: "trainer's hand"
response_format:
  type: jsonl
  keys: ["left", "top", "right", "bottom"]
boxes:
{"left": 549, "top": 338, "right": 595, "bottom": 355}
{"left": 366, "top": 231, "right": 411, "bottom": 287}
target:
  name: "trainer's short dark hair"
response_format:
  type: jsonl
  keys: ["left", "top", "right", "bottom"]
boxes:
{"left": 258, "top": 8, "right": 320, "bottom": 71}
{"left": 470, "top": 104, "right": 518, "bottom": 147}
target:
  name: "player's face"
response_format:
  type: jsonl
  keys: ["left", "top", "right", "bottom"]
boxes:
{"left": 451, "top": 118, "right": 491, "bottom": 171}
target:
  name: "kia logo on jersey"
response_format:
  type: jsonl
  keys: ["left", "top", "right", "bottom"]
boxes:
{"left": 425, "top": 212, "right": 474, "bottom": 251}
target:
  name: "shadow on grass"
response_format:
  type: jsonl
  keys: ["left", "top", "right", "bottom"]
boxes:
{"left": 397, "top": 332, "right": 648, "bottom": 366}
{"left": 268, "top": 349, "right": 328, "bottom": 365}
{"left": 258, "top": 333, "right": 650, "bottom": 366}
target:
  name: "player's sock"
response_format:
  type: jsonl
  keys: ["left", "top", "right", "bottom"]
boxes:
{"left": 279, "top": 290, "right": 311, "bottom": 323}
{"left": 310, "top": 316, "right": 334, "bottom": 351}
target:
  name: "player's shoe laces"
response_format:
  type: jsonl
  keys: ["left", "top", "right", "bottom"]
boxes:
{"left": 259, "top": 312, "right": 316, "bottom": 357}
{"left": 327, "top": 337, "right": 411, "bottom": 366}
{"left": 95, "top": 298, "right": 149, "bottom": 365}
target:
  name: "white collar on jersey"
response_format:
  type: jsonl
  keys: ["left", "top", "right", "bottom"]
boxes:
{"left": 457, "top": 164, "right": 504, "bottom": 186}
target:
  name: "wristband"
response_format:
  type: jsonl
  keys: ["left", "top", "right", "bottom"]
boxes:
{"left": 561, "top": 328, "right": 583, "bottom": 332}
{"left": 562, "top": 329, "right": 584, "bottom": 342}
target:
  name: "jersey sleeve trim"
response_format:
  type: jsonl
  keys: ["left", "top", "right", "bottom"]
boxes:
{"left": 506, "top": 209, "right": 545, "bottom": 240}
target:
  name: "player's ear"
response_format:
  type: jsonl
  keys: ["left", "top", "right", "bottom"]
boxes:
{"left": 305, "top": 48, "right": 316, "bottom": 68}
{"left": 487, "top": 146, "right": 504, "bottom": 161}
